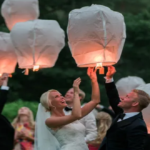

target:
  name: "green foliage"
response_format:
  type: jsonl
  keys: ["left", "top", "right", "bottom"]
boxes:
{"left": 2, "top": 100, "right": 38, "bottom": 122}
{"left": 0, "top": 0, "right": 150, "bottom": 107}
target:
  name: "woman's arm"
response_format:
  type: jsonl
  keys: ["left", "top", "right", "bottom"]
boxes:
{"left": 80, "top": 67, "right": 100, "bottom": 118}
{"left": 46, "top": 78, "right": 82, "bottom": 128}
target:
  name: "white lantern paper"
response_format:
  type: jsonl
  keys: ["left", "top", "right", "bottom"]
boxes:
{"left": 0, "top": 32, "right": 17, "bottom": 75}
{"left": 10, "top": 20, "right": 65, "bottom": 71}
{"left": 136, "top": 84, "right": 150, "bottom": 133}
{"left": 116, "top": 76, "right": 145, "bottom": 97}
{"left": 67, "top": 5, "right": 126, "bottom": 67}
{"left": 1, "top": 0, "right": 39, "bottom": 30}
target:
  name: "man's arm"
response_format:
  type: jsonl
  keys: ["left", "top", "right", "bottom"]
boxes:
{"left": 127, "top": 125, "right": 147, "bottom": 150}
{"left": 105, "top": 81, "right": 122, "bottom": 115}
{"left": 0, "top": 74, "right": 9, "bottom": 114}
{"left": 105, "top": 66, "right": 122, "bottom": 115}
{"left": 80, "top": 112, "right": 97, "bottom": 142}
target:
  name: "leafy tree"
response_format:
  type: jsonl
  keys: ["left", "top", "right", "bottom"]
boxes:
{"left": 2, "top": 100, "right": 38, "bottom": 122}
{"left": 0, "top": 0, "right": 150, "bottom": 107}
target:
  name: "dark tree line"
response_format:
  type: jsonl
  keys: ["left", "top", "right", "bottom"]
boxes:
{"left": 0, "top": 0, "right": 150, "bottom": 106}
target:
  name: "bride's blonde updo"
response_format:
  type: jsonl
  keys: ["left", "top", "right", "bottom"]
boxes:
{"left": 40, "top": 89, "right": 58, "bottom": 111}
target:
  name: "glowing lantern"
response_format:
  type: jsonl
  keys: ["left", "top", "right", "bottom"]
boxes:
{"left": 136, "top": 84, "right": 150, "bottom": 133}
{"left": 116, "top": 76, "right": 145, "bottom": 97}
{"left": 1, "top": 0, "right": 39, "bottom": 30}
{"left": 0, "top": 32, "right": 17, "bottom": 76}
{"left": 10, "top": 19, "right": 65, "bottom": 74}
{"left": 67, "top": 5, "right": 126, "bottom": 74}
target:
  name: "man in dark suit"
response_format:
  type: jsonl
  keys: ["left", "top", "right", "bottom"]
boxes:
{"left": 144, "top": 134, "right": 150, "bottom": 149}
{"left": 99, "top": 66, "right": 150, "bottom": 150}
{"left": 0, "top": 74, "right": 14, "bottom": 150}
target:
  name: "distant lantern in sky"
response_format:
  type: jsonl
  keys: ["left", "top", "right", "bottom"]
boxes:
{"left": 10, "top": 19, "right": 65, "bottom": 75}
{"left": 1, "top": 0, "right": 39, "bottom": 30}
{"left": 136, "top": 84, "right": 150, "bottom": 134}
{"left": 116, "top": 76, "right": 146, "bottom": 97}
{"left": 0, "top": 32, "right": 17, "bottom": 76}
{"left": 67, "top": 4, "right": 126, "bottom": 74}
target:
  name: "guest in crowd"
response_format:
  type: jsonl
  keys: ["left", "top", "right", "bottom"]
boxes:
{"left": 12, "top": 107, "right": 35, "bottom": 150}
{"left": 0, "top": 74, "right": 14, "bottom": 150}
{"left": 65, "top": 85, "right": 97, "bottom": 142}
{"left": 88, "top": 112, "right": 112, "bottom": 150}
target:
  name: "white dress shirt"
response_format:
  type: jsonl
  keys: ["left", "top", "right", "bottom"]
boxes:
{"left": 64, "top": 108, "right": 97, "bottom": 142}
{"left": 1, "top": 86, "right": 9, "bottom": 90}
{"left": 117, "top": 112, "right": 139, "bottom": 122}
{"left": 80, "top": 112, "right": 97, "bottom": 142}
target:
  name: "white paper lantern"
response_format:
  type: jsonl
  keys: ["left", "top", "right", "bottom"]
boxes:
{"left": 10, "top": 19, "right": 65, "bottom": 73}
{"left": 1, "top": 0, "right": 39, "bottom": 30}
{"left": 116, "top": 76, "right": 146, "bottom": 97}
{"left": 136, "top": 84, "right": 150, "bottom": 133}
{"left": 0, "top": 32, "right": 17, "bottom": 75}
{"left": 67, "top": 5, "right": 126, "bottom": 68}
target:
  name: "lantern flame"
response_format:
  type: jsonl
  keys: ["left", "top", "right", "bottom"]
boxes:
{"left": 96, "top": 63, "right": 103, "bottom": 69}
{"left": 0, "top": 74, "right": 2, "bottom": 77}
{"left": 33, "top": 65, "right": 39, "bottom": 72}
{"left": 96, "top": 63, "right": 104, "bottom": 74}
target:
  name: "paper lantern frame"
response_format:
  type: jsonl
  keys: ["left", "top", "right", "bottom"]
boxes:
{"left": 1, "top": 0, "right": 39, "bottom": 30}
{"left": 10, "top": 20, "right": 65, "bottom": 72}
{"left": 0, "top": 32, "right": 17, "bottom": 75}
{"left": 67, "top": 5, "right": 126, "bottom": 68}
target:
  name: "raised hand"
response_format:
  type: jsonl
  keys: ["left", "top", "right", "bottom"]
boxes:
{"left": 0, "top": 73, "right": 8, "bottom": 86}
{"left": 73, "top": 77, "right": 81, "bottom": 93}
{"left": 106, "top": 66, "right": 116, "bottom": 79}
{"left": 87, "top": 67, "right": 97, "bottom": 82}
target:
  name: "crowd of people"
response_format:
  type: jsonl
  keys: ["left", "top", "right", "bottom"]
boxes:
{"left": 0, "top": 66, "right": 150, "bottom": 150}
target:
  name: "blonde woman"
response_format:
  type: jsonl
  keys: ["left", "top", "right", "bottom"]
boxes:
{"left": 12, "top": 107, "right": 35, "bottom": 150}
{"left": 88, "top": 112, "right": 112, "bottom": 150}
{"left": 34, "top": 67, "right": 100, "bottom": 150}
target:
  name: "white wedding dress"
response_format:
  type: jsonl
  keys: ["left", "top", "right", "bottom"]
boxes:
{"left": 34, "top": 104, "right": 89, "bottom": 150}
{"left": 49, "top": 120, "right": 89, "bottom": 150}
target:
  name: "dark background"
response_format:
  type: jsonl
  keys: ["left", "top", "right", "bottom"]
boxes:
{"left": 0, "top": 0, "right": 150, "bottom": 107}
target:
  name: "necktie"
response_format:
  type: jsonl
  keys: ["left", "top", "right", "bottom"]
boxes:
{"left": 65, "top": 107, "right": 72, "bottom": 111}
{"left": 119, "top": 113, "right": 126, "bottom": 120}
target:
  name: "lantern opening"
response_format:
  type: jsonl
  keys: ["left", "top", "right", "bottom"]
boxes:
{"left": 96, "top": 63, "right": 103, "bottom": 69}
{"left": 33, "top": 65, "right": 39, "bottom": 72}
{"left": 96, "top": 63, "right": 104, "bottom": 74}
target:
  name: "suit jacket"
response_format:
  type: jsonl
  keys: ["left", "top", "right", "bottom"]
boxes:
{"left": 100, "top": 107, "right": 115, "bottom": 119}
{"left": 99, "top": 82, "right": 147, "bottom": 150}
{"left": 0, "top": 89, "right": 14, "bottom": 150}
{"left": 144, "top": 134, "right": 150, "bottom": 150}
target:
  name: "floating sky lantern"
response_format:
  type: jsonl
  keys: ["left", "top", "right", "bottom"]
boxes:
{"left": 10, "top": 19, "right": 65, "bottom": 75}
{"left": 67, "top": 5, "right": 126, "bottom": 74}
{"left": 0, "top": 32, "right": 17, "bottom": 76}
{"left": 116, "top": 76, "right": 145, "bottom": 97}
{"left": 1, "top": 0, "right": 39, "bottom": 30}
{"left": 136, "top": 84, "right": 150, "bottom": 133}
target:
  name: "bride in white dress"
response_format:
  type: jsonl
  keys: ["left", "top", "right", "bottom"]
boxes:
{"left": 34, "top": 67, "right": 100, "bottom": 150}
